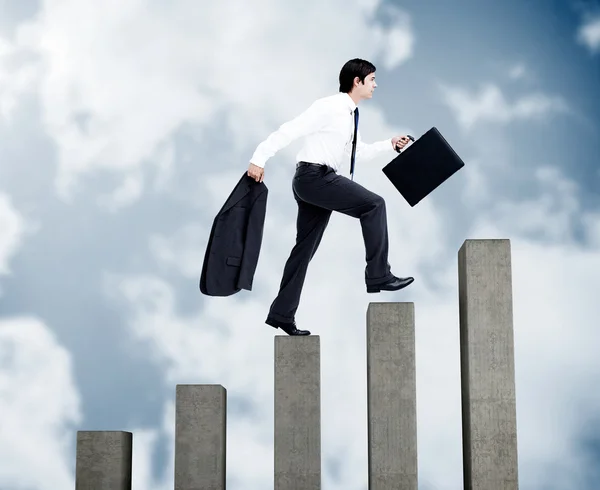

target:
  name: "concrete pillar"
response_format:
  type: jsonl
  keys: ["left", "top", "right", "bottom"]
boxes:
{"left": 75, "top": 431, "right": 132, "bottom": 490}
{"left": 174, "top": 384, "right": 227, "bottom": 490}
{"left": 458, "top": 239, "right": 519, "bottom": 489}
{"left": 274, "top": 336, "right": 321, "bottom": 490}
{"left": 366, "top": 302, "right": 418, "bottom": 490}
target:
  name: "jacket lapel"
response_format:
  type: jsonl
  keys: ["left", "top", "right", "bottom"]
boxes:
{"left": 219, "top": 173, "right": 253, "bottom": 214}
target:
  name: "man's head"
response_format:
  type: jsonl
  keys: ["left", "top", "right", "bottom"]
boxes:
{"left": 339, "top": 58, "right": 377, "bottom": 102}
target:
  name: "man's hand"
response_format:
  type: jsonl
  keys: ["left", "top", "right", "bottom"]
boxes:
{"left": 392, "top": 135, "right": 412, "bottom": 152}
{"left": 248, "top": 162, "right": 264, "bottom": 183}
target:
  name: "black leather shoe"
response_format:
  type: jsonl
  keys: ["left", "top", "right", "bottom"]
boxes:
{"left": 265, "top": 317, "right": 311, "bottom": 336}
{"left": 367, "top": 276, "right": 414, "bottom": 293}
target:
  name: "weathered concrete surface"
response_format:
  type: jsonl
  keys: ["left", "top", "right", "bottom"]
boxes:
{"left": 459, "top": 239, "right": 519, "bottom": 490}
{"left": 174, "top": 384, "right": 227, "bottom": 490}
{"left": 367, "top": 302, "right": 418, "bottom": 490}
{"left": 75, "top": 431, "right": 132, "bottom": 490}
{"left": 274, "top": 336, "right": 321, "bottom": 490}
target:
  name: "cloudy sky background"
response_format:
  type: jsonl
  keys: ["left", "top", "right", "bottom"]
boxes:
{"left": 1, "top": 0, "right": 600, "bottom": 489}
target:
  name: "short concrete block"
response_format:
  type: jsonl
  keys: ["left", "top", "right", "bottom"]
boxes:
{"left": 366, "top": 302, "right": 418, "bottom": 490}
{"left": 75, "top": 430, "right": 132, "bottom": 490}
{"left": 174, "top": 384, "right": 227, "bottom": 490}
{"left": 274, "top": 336, "right": 321, "bottom": 490}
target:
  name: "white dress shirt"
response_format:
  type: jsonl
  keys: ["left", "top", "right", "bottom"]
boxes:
{"left": 250, "top": 92, "right": 397, "bottom": 172}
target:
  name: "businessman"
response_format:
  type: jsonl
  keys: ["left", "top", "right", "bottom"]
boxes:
{"left": 248, "top": 58, "right": 414, "bottom": 336}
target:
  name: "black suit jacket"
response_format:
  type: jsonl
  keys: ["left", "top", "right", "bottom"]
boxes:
{"left": 200, "top": 172, "right": 268, "bottom": 296}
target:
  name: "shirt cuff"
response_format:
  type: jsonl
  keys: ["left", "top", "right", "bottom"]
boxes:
{"left": 250, "top": 151, "right": 267, "bottom": 168}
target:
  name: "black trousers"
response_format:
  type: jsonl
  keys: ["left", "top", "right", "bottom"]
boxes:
{"left": 267, "top": 162, "right": 395, "bottom": 322}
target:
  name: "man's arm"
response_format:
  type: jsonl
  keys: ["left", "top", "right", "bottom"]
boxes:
{"left": 250, "top": 99, "right": 326, "bottom": 168}
{"left": 355, "top": 130, "right": 412, "bottom": 162}
{"left": 354, "top": 129, "right": 397, "bottom": 162}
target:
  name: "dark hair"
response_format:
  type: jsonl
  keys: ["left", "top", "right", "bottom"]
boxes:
{"left": 338, "top": 58, "right": 376, "bottom": 93}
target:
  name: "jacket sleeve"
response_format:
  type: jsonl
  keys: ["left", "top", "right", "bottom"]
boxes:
{"left": 237, "top": 188, "right": 268, "bottom": 290}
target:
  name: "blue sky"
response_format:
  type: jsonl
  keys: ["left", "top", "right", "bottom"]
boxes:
{"left": 0, "top": 0, "right": 599, "bottom": 489}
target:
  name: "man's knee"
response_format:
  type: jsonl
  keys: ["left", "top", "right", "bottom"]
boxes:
{"left": 370, "top": 194, "right": 385, "bottom": 209}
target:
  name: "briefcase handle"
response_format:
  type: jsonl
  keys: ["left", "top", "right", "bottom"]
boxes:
{"left": 395, "top": 134, "right": 415, "bottom": 153}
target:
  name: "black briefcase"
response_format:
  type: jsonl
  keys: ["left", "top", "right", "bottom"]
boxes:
{"left": 382, "top": 127, "right": 465, "bottom": 207}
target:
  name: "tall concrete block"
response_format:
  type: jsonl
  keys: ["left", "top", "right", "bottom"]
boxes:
{"left": 274, "top": 336, "right": 321, "bottom": 490}
{"left": 366, "top": 302, "right": 418, "bottom": 490}
{"left": 75, "top": 431, "right": 132, "bottom": 490}
{"left": 174, "top": 384, "right": 227, "bottom": 490}
{"left": 458, "top": 239, "right": 519, "bottom": 489}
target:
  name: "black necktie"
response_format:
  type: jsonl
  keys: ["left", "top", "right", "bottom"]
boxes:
{"left": 350, "top": 107, "right": 359, "bottom": 181}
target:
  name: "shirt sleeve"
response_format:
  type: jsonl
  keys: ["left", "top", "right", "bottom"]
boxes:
{"left": 250, "top": 99, "right": 326, "bottom": 168}
{"left": 355, "top": 129, "right": 397, "bottom": 162}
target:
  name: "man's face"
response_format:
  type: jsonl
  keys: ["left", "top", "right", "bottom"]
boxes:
{"left": 356, "top": 72, "right": 377, "bottom": 99}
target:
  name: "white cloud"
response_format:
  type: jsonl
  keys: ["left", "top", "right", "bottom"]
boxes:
{"left": 0, "top": 192, "right": 28, "bottom": 277}
{"left": 506, "top": 62, "right": 537, "bottom": 83}
{"left": 0, "top": 316, "right": 81, "bottom": 490}
{"left": 149, "top": 222, "right": 210, "bottom": 279}
{"left": 480, "top": 166, "right": 581, "bottom": 242}
{"left": 0, "top": 37, "right": 41, "bottom": 121}
{"left": 372, "top": 4, "right": 414, "bottom": 69}
{"left": 583, "top": 212, "right": 600, "bottom": 247}
{"left": 577, "top": 15, "right": 600, "bottom": 54}
{"left": 128, "top": 402, "right": 175, "bottom": 490}
{"left": 439, "top": 83, "right": 569, "bottom": 131}
{"left": 3, "top": 0, "right": 413, "bottom": 203}
{"left": 508, "top": 63, "right": 528, "bottom": 80}
{"left": 96, "top": 170, "right": 144, "bottom": 213}
{"left": 488, "top": 61, "right": 535, "bottom": 84}
{"left": 460, "top": 157, "right": 490, "bottom": 204}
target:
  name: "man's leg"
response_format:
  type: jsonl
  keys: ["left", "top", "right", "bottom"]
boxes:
{"left": 293, "top": 165, "right": 395, "bottom": 286}
{"left": 267, "top": 190, "right": 332, "bottom": 323}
